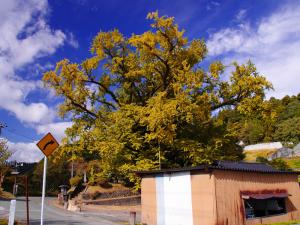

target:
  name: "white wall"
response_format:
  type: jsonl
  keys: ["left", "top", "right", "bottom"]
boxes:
{"left": 244, "top": 142, "right": 283, "bottom": 151}
{"left": 156, "top": 171, "right": 193, "bottom": 225}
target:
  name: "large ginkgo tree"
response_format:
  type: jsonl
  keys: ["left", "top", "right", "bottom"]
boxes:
{"left": 43, "top": 12, "right": 271, "bottom": 186}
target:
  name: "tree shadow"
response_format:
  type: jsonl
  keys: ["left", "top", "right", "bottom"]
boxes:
{"left": 30, "top": 219, "right": 83, "bottom": 225}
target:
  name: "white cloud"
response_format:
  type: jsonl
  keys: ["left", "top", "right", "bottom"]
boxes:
{"left": 0, "top": 0, "right": 65, "bottom": 124}
{"left": 0, "top": 1, "right": 75, "bottom": 162}
{"left": 236, "top": 9, "right": 247, "bottom": 21}
{"left": 31, "top": 62, "right": 54, "bottom": 77}
{"left": 36, "top": 122, "right": 72, "bottom": 142}
{"left": 8, "top": 141, "right": 43, "bottom": 163}
{"left": 207, "top": 3, "right": 300, "bottom": 98}
{"left": 67, "top": 32, "right": 79, "bottom": 49}
{"left": 7, "top": 122, "right": 72, "bottom": 162}
{"left": 206, "top": 1, "right": 220, "bottom": 11}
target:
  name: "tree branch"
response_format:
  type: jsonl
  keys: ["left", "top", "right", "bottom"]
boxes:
{"left": 84, "top": 79, "right": 120, "bottom": 106}
{"left": 211, "top": 93, "right": 243, "bottom": 111}
{"left": 94, "top": 97, "right": 117, "bottom": 110}
{"left": 157, "top": 28, "right": 175, "bottom": 52}
{"left": 67, "top": 96, "right": 98, "bottom": 118}
{"left": 142, "top": 42, "right": 171, "bottom": 89}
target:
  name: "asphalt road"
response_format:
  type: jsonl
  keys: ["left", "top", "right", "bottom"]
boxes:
{"left": 0, "top": 197, "right": 127, "bottom": 225}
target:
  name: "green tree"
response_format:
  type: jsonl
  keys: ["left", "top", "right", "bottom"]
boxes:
{"left": 225, "top": 93, "right": 300, "bottom": 146}
{"left": 43, "top": 12, "right": 271, "bottom": 186}
{"left": 269, "top": 158, "right": 290, "bottom": 171}
{"left": 256, "top": 156, "right": 269, "bottom": 164}
{"left": 0, "top": 139, "right": 11, "bottom": 190}
{"left": 28, "top": 157, "right": 69, "bottom": 195}
{"left": 274, "top": 117, "right": 300, "bottom": 147}
{"left": 256, "top": 157, "right": 290, "bottom": 171}
{"left": 240, "top": 119, "right": 265, "bottom": 144}
{"left": 278, "top": 95, "right": 300, "bottom": 120}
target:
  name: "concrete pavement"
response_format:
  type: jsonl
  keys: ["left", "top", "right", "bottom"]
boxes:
{"left": 0, "top": 197, "right": 129, "bottom": 225}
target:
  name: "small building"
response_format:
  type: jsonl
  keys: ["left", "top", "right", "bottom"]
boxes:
{"left": 244, "top": 142, "right": 283, "bottom": 151}
{"left": 137, "top": 161, "right": 300, "bottom": 225}
{"left": 267, "top": 147, "right": 294, "bottom": 160}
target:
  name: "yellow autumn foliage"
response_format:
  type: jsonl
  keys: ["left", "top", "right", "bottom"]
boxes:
{"left": 43, "top": 12, "right": 272, "bottom": 188}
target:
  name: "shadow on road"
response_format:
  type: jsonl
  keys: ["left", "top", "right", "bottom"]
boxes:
{"left": 29, "top": 219, "right": 83, "bottom": 225}
{"left": 16, "top": 199, "right": 31, "bottom": 202}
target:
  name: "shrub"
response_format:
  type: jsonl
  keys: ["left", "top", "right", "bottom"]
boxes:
{"left": 69, "top": 175, "right": 82, "bottom": 186}
{"left": 0, "top": 219, "right": 26, "bottom": 225}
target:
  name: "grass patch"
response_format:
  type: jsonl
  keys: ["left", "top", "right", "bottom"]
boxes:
{"left": 283, "top": 157, "right": 300, "bottom": 170}
{"left": 0, "top": 189, "right": 15, "bottom": 200}
{"left": 0, "top": 219, "right": 26, "bottom": 225}
{"left": 244, "top": 149, "right": 277, "bottom": 161}
{"left": 86, "top": 184, "right": 130, "bottom": 194}
{"left": 261, "top": 220, "right": 300, "bottom": 225}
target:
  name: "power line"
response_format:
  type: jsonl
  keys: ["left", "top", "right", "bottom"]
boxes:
{"left": 0, "top": 122, "right": 36, "bottom": 142}
{"left": 4, "top": 128, "right": 36, "bottom": 142}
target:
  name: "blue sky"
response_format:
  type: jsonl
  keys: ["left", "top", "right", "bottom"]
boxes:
{"left": 0, "top": 0, "right": 299, "bottom": 162}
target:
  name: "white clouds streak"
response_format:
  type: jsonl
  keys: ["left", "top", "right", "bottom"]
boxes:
{"left": 207, "top": 4, "right": 300, "bottom": 98}
{"left": 67, "top": 32, "right": 79, "bottom": 49}
{"left": 36, "top": 122, "right": 72, "bottom": 142}
{"left": 7, "top": 122, "right": 72, "bottom": 162}
{"left": 8, "top": 141, "right": 43, "bottom": 162}
{"left": 0, "top": 0, "right": 74, "bottom": 162}
{"left": 0, "top": 0, "right": 65, "bottom": 124}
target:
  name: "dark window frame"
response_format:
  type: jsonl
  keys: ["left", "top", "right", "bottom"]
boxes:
{"left": 244, "top": 197, "right": 287, "bottom": 219}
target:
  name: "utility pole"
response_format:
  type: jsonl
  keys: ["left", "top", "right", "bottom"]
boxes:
{"left": 10, "top": 173, "right": 30, "bottom": 225}
{"left": 158, "top": 143, "right": 161, "bottom": 170}
{"left": 24, "top": 175, "right": 29, "bottom": 225}
{"left": 71, "top": 159, "right": 74, "bottom": 178}
{"left": 71, "top": 150, "right": 74, "bottom": 178}
{"left": 2, "top": 123, "right": 30, "bottom": 225}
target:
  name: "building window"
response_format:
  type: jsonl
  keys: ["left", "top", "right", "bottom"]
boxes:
{"left": 244, "top": 198, "right": 286, "bottom": 219}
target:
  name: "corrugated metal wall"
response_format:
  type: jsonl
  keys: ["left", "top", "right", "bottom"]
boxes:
{"left": 191, "top": 173, "right": 217, "bottom": 225}
{"left": 141, "top": 170, "right": 300, "bottom": 225}
{"left": 141, "top": 176, "right": 157, "bottom": 225}
{"left": 214, "top": 171, "right": 300, "bottom": 225}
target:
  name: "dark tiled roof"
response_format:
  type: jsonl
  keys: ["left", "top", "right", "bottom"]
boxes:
{"left": 136, "top": 160, "right": 299, "bottom": 176}
{"left": 211, "top": 160, "right": 279, "bottom": 173}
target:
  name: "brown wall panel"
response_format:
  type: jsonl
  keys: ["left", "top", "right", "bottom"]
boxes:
{"left": 191, "top": 173, "right": 217, "bottom": 225}
{"left": 141, "top": 176, "right": 157, "bottom": 225}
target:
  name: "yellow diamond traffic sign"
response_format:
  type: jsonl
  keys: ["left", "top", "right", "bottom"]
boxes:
{"left": 36, "top": 132, "right": 59, "bottom": 157}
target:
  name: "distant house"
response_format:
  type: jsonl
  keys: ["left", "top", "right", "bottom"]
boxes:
{"left": 6, "top": 161, "right": 36, "bottom": 174}
{"left": 265, "top": 143, "right": 300, "bottom": 160}
{"left": 267, "top": 147, "right": 294, "bottom": 160}
{"left": 137, "top": 161, "right": 300, "bottom": 225}
{"left": 294, "top": 143, "right": 300, "bottom": 155}
{"left": 244, "top": 142, "right": 283, "bottom": 151}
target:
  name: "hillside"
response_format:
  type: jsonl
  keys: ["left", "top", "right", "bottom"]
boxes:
{"left": 283, "top": 157, "right": 300, "bottom": 171}
{"left": 244, "top": 149, "right": 278, "bottom": 161}
{"left": 243, "top": 147, "right": 300, "bottom": 172}
{"left": 0, "top": 189, "right": 15, "bottom": 200}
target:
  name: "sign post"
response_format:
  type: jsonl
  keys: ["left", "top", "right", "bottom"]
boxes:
{"left": 36, "top": 133, "right": 59, "bottom": 225}
{"left": 40, "top": 157, "right": 47, "bottom": 225}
